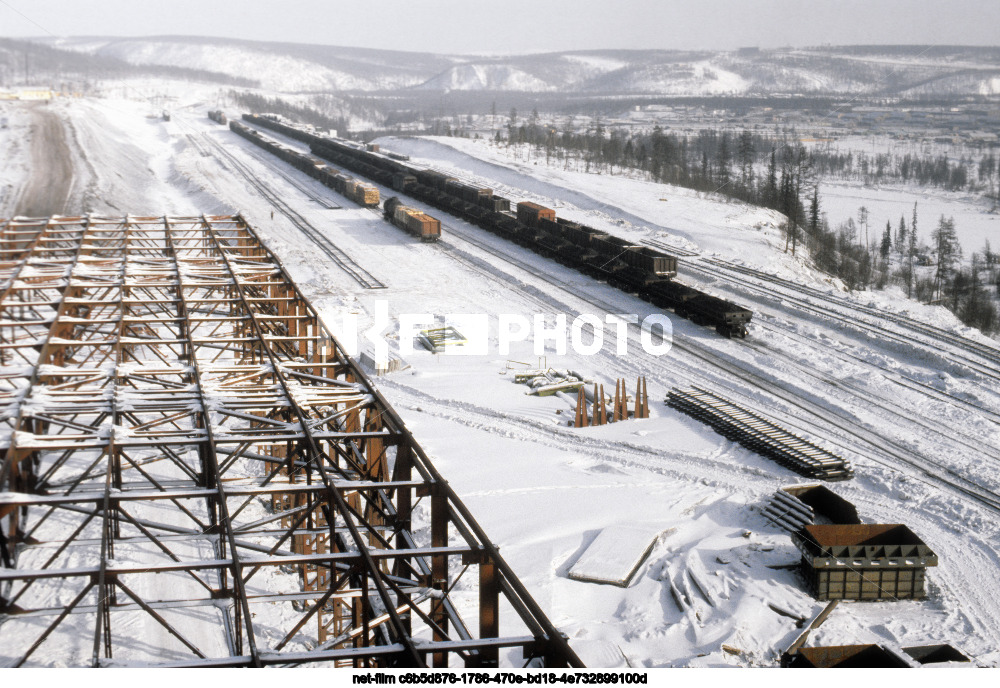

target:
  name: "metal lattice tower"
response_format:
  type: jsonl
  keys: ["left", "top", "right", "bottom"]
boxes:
{"left": 0, "top": 215, "right": 583, "bottom": 668}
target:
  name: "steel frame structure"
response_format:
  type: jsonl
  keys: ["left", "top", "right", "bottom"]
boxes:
{"left": 0, "top": 215, "right": 583, "bottom": 668}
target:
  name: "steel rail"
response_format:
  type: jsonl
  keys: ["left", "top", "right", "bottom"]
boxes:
{"left": 197, "top": 133, "right": 385, "bottom": 289}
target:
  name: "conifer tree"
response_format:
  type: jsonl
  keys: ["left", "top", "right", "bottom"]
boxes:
{"left": 764, "top": 148, "right": 778, "bottom": 208}
{"left": 809, "top": 186, "right": 820, "bottom": 236}
{"left": 932, "top": 215, "right": 962, "bottom": 300}
{"left": 716, "top": 132, "right": 732, "bottom": 190}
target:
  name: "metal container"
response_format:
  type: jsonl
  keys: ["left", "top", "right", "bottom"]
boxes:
{"left": 417, "top": 170, "right": 458, "bottom": 191}
{"left": 392, "top": 173, "right": 416, "bottom": 192}
{"left": 793, "top": 524, "right": 937, "bottom": 600}
{"left": 516, "top": 202, "right": 556, "bottom": 228}
{"left": 621, "top": 246, "right": 677, "bottom": 276}
{"left": 784, "top": 645, "right": 911, "bottom": 668}
{"left": 446, "top": 180, "right": 493, "bottom": 206}
{"left": 490, "top": 196, "right": 511, "bottom": 212}
{"left": 408, "top": 212, "right": 441, "bottom": 242}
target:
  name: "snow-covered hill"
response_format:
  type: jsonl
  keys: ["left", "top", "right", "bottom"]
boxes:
{"left": 44, "top": 36, "right": 457, "bottom": 92}
{"left": 34, "top": 36, "right": 1000, "bottom": 96}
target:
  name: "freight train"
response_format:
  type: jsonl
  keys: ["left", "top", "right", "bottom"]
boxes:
{"left": 207, "top": 110, "right": 227, "bottom": 125}
{"left": 239, "top": 113, "right": 753, "bottom": 338}
{"left": 229, "top": 119, "right": 379, "bottom": 208}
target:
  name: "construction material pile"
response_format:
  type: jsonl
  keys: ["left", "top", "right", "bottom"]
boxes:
{"left": 667, "top": 386, "right": 853, "bottom": 481}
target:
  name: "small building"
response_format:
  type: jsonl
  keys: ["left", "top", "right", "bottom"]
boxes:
{"left": 792, "top": 524, "right": 937, "bottom": 601}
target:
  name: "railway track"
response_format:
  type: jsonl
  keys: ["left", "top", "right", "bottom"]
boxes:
{"left": 243, "top": 149, "right": 342, "bottom": 210}
{"left": 677, "top": 256, "right": 1000, "bottom": 383}
{"left": 704, "top": 258, "right": 1000, "bottom": 380}
{"left": 672, "top": 253, "right": 1000, "bottom": 412}
{"left": 644, "top": 239, "right": 701, "bottom": 258}
{"left": 224, "top": 118, "right": 1000, "bottom": 517}
{"left": 676, "top": 256, "right": 1000, "bottom": 421}
{"left": 653, "top": 254, "right": 1000, "bottom": 461}
{"left": 744, "top": 327, "right": 1000, "bottom": 467}
{"left": 755, "top": 307, "right": 1000, "bottom": 419}
{"left": 671, "top": 331, "right": 1000, "bottom": 513}
{"left": 640, "top": 243, "right": 1000, "bottom": 460}
{"left": 184, "top": 133, "right": 211, "bottom": 157}
{"left": 431, "top": 214, "right": 1000, "bottom": 516}
{"left": 194, "top": 129, "right": 386, "bottom": 290}
{"left": 717, "top": 259, "right": 1000, "bottom": 364}
{"left": 641, "top": 261, "right": 1000, "bottom": 506}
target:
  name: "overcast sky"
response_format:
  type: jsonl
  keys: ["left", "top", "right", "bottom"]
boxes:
{"left": 1, "top": 0, "right": 997, "bottom": 54}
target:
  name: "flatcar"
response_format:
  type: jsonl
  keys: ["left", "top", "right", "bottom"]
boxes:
{"left": 384, "top": 197, "right": 441, "bottom": 242}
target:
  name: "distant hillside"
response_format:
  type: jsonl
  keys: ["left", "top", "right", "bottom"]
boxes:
{"left": 43, "top": 36, "right": 456, "bottom": 92}
{"left": 27, "top": 36, "right": 1000, "bottom": 97}
{"left": 0, "top": 37, "right": 257, "bottom": 88}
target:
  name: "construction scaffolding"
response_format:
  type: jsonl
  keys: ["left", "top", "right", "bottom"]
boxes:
{"left": 0, "top": 215, "right": 583, "bottom": 668}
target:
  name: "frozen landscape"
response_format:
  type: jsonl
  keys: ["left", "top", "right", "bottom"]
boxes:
{"left": 2, "top": 22, "right": 1000, "bottom": 671}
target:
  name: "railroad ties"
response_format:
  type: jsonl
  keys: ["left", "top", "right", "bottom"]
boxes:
{"left": 666, "top": 386, "right": 854, "bottom": 481}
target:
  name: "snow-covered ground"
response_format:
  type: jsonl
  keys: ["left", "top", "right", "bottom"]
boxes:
{"left": 5, "top": 91, "right": 1000, "bottom": 669}
{"left": 0, "top": 102, "right": 33, "bottom": 215}
{"left": 799, "top": 135, "right": 1000, "bottom": 257}
{"left": 819, "top": 178, "right": 999, "bottom": 257}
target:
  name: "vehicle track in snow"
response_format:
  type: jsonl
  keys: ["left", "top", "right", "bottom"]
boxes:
{"left": 14, "top": 103, "right": 74, "bottom": 217}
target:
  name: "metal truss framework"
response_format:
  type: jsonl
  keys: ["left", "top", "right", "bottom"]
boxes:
{"left": 0, "top": 215, "right": 582, "bottom": 668}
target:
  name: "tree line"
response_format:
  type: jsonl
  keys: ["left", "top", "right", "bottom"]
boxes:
{"left": 808, "top": 147, "right": 999, "bottom": 207}
{"left": 492, "top": 116, "right": 999, "bottom": 334}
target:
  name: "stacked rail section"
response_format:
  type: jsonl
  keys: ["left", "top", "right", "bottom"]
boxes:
{"left": 0, "top": 215, "right": 582, "bottom": 668}
{"left": 667, "top": 387, "right": 854, "bottom": 481}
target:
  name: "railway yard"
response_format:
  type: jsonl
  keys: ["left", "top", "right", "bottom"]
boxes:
{"left": 3, "top": 94, "right": 1000, "bottom": 669}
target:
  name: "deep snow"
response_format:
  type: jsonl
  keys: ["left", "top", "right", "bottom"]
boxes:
{"left": 3, "top": 90, "right": 1000, "bottom": 670}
